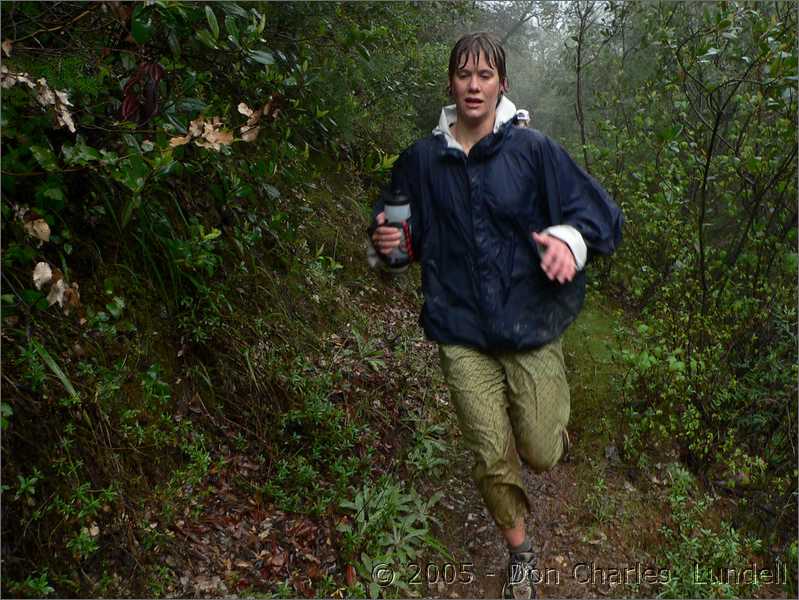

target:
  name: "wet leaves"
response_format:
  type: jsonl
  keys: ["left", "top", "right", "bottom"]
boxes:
{"left": 160, "top": 450, "right": 340, "bottom": 597}
{"left": 1, "top": 65, "right": 75, "bottom": 132}
{"left": 30, "top": 261, "right": 80, "bottom": 314}
{"left": 32, "top": 262, "right": 52, "bottom": 289}
{"left": 169, "top": 116, "right": 234, "bottom": 151}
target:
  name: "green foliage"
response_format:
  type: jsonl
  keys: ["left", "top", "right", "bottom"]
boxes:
{"left": 3, "top": 0, "right": 791, "bottom": 595}
{"left": 567, "top": 1, "right": 797, "bottom": 543}
{"left": 582, "top": 460, "right": 614, "bottom": 524}
{"left": 2, "top": 4, "right": 447, "bottom": 591}
{"left": 338, "top": 477, "right": 448, "bottom": 598}
{"left": 404, "top": 421, "right": 449, "bottom": 477}
{"left": 787, "top": 541, "right": 798, "bottom": 598}
{"left": 257, "top": 361, "right": 365, "bottom": 515}
{"left": 657, "top": 465, "right": 763, "bottom": 599}
{"left": 7, "top": 570, "right": 55, "bottom": 598}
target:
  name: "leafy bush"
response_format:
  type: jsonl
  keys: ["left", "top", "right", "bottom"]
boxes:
{"left": 658, "top": 465, "right": 763, "bottom": 599}
{"left": 0, "top": 0, "right": 458, "bottom": 594}
{"left": 579, "top": 1, "right": 797, "bottom": 543}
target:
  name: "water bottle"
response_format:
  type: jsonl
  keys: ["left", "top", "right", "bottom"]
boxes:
{"left": 383, "top": 191, "right": 411, "bottom": 273}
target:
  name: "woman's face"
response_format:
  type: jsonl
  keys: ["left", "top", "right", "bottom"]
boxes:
{"left": 450, "top": 51, "right": 507, "bottom": 128}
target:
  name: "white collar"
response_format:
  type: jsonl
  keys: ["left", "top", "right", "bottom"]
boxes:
{"left": 432, "top": 96, "right": 518, "bottom": 151}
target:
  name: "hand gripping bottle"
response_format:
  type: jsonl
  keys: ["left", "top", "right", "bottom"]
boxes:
{"left": 382, "top": 191, "right": 412, "bottom": 273}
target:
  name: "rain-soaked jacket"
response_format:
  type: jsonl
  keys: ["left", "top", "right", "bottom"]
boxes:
{"left": 371, "top": 97, "right": 623, "bottom": 351}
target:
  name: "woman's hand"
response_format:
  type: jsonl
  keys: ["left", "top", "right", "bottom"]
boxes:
{"left": 533, "top": 232, "right": 576, "bottom": 283}
{"left": 371, "top": 212, "right": 402, "bottom": 256}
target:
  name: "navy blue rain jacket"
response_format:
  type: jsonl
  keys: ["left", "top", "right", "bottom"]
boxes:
{"left": 373, "top": 120, "right": 623, "bottom": 351}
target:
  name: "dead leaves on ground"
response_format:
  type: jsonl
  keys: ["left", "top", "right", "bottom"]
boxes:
{"left": 162, "top": 453, "right": 339, "bottom": 598}
{"left": 9, "top": 205, "right": 81, "bottom": 315}
{"left": 15, "top": 205, "right": 51, "bottom": 247}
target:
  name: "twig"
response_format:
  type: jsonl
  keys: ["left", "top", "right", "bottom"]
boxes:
{"left": 1, "top": 168, "right": 86, "bottom": 177}
{"left": 12, "top": 6, "right": 98, "bottom": 44}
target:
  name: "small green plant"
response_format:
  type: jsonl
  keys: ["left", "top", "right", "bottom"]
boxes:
{"left": 351, "top": 328, "right": 386, "bottom": 372}
{"left": 405, "top": 422, "right": 449, "bottom": 476}
{"left": 259, "top": 372, "right": 364, "bottom": 514}
{"left": 786, "top": 541, "right": 798, "bottom": 598}
{"left": 338, "top": 477, "right": 448, "bottom": 598}
{"left": 17, "top": 342, "right": 46, "bottom": 391}
{"left": 313, "top": 242, "right": 343, "bottom": 273}
{"left": 1, "top": 401, "right": 12, "bottom": 429}
{"left": 8, "top": 570, "right": 55, "bottom": 598}
{"left": 147, "top": 564, "right": 176, "bottom": 596}
{"left": 66, "top": 527, "right": 100, "bottom": 561}
{"left": 656, "top": 464, "right": 763, "bottom": 599}
{"left": 273, "top": 581, "right": 295, "bottom": 598}
{"left": 583, "top": 461, "right": 613, "bottom": 523}
{"left": 15, "top": 467, "right": 42, "bottom": 503}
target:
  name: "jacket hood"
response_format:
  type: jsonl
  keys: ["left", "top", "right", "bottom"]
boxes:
{"left": 432, "top": 96, "right": 518, "bottom": 151}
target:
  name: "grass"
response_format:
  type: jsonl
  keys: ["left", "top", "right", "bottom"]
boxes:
{"left": 563, "top": 285, "right": 627, "bottom": 458}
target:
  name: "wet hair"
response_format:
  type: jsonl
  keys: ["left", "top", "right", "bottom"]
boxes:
{"left": 447, "top": 32, "right": 509, "bottom": 100}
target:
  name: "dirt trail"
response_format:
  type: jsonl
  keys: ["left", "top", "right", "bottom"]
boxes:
{"left": 354, "top": 292, "right": 663, "bottom": 599}
{"left": 425, "top": 443, "right": 659, "bottom": 599}
{"left": 409, "top": 298, "right": 656, "bottom": 599}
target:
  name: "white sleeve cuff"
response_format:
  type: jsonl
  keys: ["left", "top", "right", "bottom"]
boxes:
{"left": 537, "top": 225, "right": 587, "bottom": 271}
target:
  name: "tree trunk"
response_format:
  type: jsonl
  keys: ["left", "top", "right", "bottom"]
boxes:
{"left": 574, "top": 2, "right": 593, "bottom": 174}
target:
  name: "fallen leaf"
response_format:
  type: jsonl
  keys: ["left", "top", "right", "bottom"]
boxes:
{"left": 2, "top": 39, "right": 12, "bottom": 58}
{"left": 188, "top": 117, "right": 205, "bottom": 137}
{"left": 237, "top": 102, "right": 253, "bottom": 117}
{"left": 269, "top": 551, "right": 286, "bottom": 568}
{"left": 24, "top": 218, "right": 50, "bottom": 243}
{"left": 35, "top": 78, "right": 56, "bottom": 105}
{"left": 208, "top": 129, "right": 233, "bottom": 145}
{"left": 240, "top": 125, "right": 260, "bottom": 142}
{"left": 62, "top": 282, "right": 80, "bottom": 315}
{"left": 47, "top": 278, "right": 66, "bottom": 307}
{"left": 344, "top": 565, "right": 356, "bottom": 586}
{"left": 32, "top": 262, "right": 53, "bottom": 289}
{"left": 55, "top": 90, "right": 72, "bottom": 107}
{"left": 169, "top": 135, "right": 192, "bottom": 147}
{"left": 0, "top": 65, "right": 34, "bottom": 89}
{"left": 305, "top": 563, "right": 321, "bottom": 579}
{"left": 13, "top": 204, "right": 29, "bottom": 221}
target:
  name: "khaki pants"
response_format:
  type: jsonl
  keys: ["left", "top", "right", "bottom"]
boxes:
{"left": 439, "top": 339, "right": 570, "bottom": 530}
